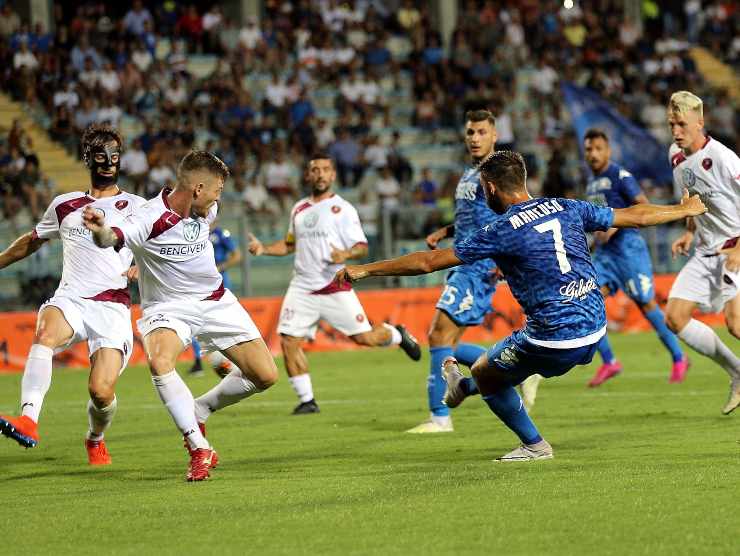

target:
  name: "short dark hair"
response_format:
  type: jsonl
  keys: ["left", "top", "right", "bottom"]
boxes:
{"left": 308, "top": 151, "right": 334, "bottom": 164}
{"left": 465, "top": 109, "right": 496, "bottom": 126}
{"left": 177, "top": 150, "right": 230, "bottom": 181}
{"left": 584, "top": 128, "right": 609, "bottom": 143}
{"left": 479, "top": 150, "right": 527, "bottom": 193}
{"left": 81, "top": 124, "right": 123, "bottom": 165}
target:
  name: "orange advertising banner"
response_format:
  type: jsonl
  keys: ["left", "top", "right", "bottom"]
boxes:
{"left": 0, "top": 275, "right": 725, "bottom": 372}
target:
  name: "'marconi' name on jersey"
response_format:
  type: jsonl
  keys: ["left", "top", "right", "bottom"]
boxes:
{"left": 508, "top": 199, "right": 565, "bottom": 229}
{"left": 159, "top": 241, "right": 208, "bottom": 256}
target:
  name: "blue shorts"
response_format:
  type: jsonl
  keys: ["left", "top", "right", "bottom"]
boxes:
{"left": 485, "top": 329, "right": 599, "bottom": 386}
{"left": 435, "top": 267, "right": 496, "bottom": 327}
{"left": 593, "top": 234, "right": 654, "bottom": 305}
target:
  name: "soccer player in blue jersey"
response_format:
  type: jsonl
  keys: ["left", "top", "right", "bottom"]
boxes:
{"left": 582, "top": 129, "right": 688, "bottom": 387}
{"left": 409, "top": 109, "right": 502, "bottom": 433}
{"left": 335, "top": 151, "right": 706, "bottom": 460}
{"left": 189, "top": 223, "right": 242, "bottom": 377}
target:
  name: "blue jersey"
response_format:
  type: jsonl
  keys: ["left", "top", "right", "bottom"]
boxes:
{"left": 455, "top": 198, "right": 614, "bottom": 345}
{"left": 453, "top": 165, "right": 499, "bottom": 276}
{"left": 210, "top": 227, "right": 237, "bottom": 288}
{"left": 585, "top": 162, "right": 642, "bottom": 247}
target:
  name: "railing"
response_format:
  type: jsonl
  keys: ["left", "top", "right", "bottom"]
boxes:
{"left": 0, "top": 204, "right": 692, "bottom": 311}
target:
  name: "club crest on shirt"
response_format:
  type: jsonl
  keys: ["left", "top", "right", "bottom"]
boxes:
{"left": 682, "top": 167, "right": 696, "bottom": 188}
{"left": 183, "top": 221, "right": 200, "bottom": 242}
{"left": 331, "top": 205, "right": 341, "bottom": 214}
{"left": 115, "top": 199, "right": 129, "bottom": 210}
{"left": 304, "top": 212, "right": 319, "bottom": 228}
{"left": 702, "top": 158, "right": 712, "bottom": 170}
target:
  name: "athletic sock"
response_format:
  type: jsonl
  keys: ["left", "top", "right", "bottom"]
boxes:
{"left": 86, "top": 396, "right": 117, "bottom": 441}
{"left": 151, "top": 370, "right": 208, "bottom": 450}
{"left": 192, "top": 339, "right": 202, "bottom": 362}
{"left": 20, "top": 344, "right": 54, "bottom": 422}
{"left": 429, "top": 347, "right": 452, "bottom": 417}
{"left": 287, "top": 374, "right": 314, "bottom": 403}
{"left": 482, "top": 386, "right": 542, "bottom": 445}
{"left": 644, "top": 307, "right": 684, "bottom": 363}
{"left": 597, "top": 335, "right": 617, "bottom": 365}
{"left": 460, "top": 377, "right": 480, "bottom": 396}
{"left": 382, "top": 323, "right": 402, "bottom": 346}
{"left": 678, "top": 319, "right": 740, "bottom": 378}
{"left": 454, "top": 343, "right": 486, "bottom": 367}
{"left": 194, "top": 369, "right": 262, "bottom": 422}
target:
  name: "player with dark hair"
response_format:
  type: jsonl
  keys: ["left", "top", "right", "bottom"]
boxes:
{"left": 0, "top": 124, "right": 146, "bottom": 465}
{"left": 84, "top": 150, "right": 279, "bottom": 481}
{"left": 248, "top": 152, "right": 420, "bottom": 414}
{"left": 335, "top": 151, "right": 706, "bottom": 460}
{"left": 582, "top": 128, "right": 687, "bottom": 387}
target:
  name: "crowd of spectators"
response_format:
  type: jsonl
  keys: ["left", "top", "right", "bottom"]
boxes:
{"left": 0, "top": 0, "right": 736, "bottom": 236}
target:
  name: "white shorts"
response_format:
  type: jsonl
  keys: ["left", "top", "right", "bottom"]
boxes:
{"left": 669, "top": 253, "right": 739, "bottom": 313}
{"left": 277, "top": 286, "right": 373, "bottom": 339}
{"left": 40, "top": 295, "right": 133, "bottom": 373}
{"left": 137, "top": 289, "right": 262, "bottom": 352}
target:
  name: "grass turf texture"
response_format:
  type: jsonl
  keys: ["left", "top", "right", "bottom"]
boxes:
{"left": 1, "top": 331, "right": 738, "bottom": 556}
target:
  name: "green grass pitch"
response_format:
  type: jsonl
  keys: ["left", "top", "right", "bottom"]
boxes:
{"left": 1, "top": 331, "right": 738, "bottom": 555}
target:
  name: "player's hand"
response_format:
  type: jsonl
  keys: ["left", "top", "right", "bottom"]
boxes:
{"left": 330, "top": 244, "right": 348, "bottom": 264}
{"left": 671, "top": 231, "right": 694, "bottom": 258}
{"left": 247, "top": 232, "right": 264, "bottom": 256}
{"left": 425, "top": 228, "right": 447, "bottom": 250}
{"left": 680, "top": 188, "right": 707, "bottom": 217}
{"left": 334, "top": 265, "right": 368, "bottom": 287}
{"left": 82, "top": 206, "right": 104, "bottom": 232}
{"left": 121, "top": 266, "right": 139, "bottom": 281}
{"left": 719, "top": 240, "right": 740, "bottom": 273}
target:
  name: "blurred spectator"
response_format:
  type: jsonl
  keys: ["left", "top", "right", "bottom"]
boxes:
{"left": 374, "top": 166, "right": 401, "bottom": 211}
{"left": 13, "top": 40, "right": 38, "bottom": 71}
{"left": 0, "top": 4, "right": 21, "bottom": 38}
{"left": 120, "top": 138, "right": 149, "bottom": 196}
{"left": 329, "top": 129, "right": 364, "bottom": 188}
{"left": 123, "top": 0, "right": 153, "bottom": 37}
{"left": 53, "top": 81, "right": 80, "bottom": 111}
{"left": 131, "top": 40, "right": 153, "bottom": 73}
{"left": 71, "top": 35, "right": 101, "bottom": 71}
{"left": 260, "top": 148, "right": 298, "bottom": 211}
{"left": 147, "top": 154, "right": 176, "bottom": 198}
{"left": 363, "top": 135, "right": 389, "bottom": 170}
{"left": 98, "top": 61, "right": 121, "bottom": 96}
{"left": 397, "top": 1, "right": 421, "bottom": 32}
{"left": 238, "top": 16, "right": 263, "bottom": 52}
{"left": 415, "top": 168, "right": 438, "bottom": 206}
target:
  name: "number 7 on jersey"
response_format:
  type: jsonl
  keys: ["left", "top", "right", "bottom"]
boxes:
{"left": 534, "top": 218, "right": 572, "bottom": 274}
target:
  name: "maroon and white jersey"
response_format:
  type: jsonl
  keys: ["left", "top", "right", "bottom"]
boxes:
{"left": 34, "top": 191, "right": 145, "bottom": 304}
{"left": 285, "top": 194, "right": 368, "bottom": 292}
{"left": 670, "top": 137, "right": 740, "bottom": 255}
{"left": 112, "top": 188, "right": 222, "bottom": 308}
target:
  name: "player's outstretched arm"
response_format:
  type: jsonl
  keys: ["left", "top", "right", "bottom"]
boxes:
{"left": 335, "top": 247, "right": 462, "bottom": 286}
{"left": 0, "top": 232, "right": 48, "bottom": 270}
{"left": 82, "top": 206, "right": 119, "bottom": 248}
{"left": 247, "top": 233, "right": 294, "bottom": 257}
{"left": 612, "top": 189, "right": 706, "bottom": 228}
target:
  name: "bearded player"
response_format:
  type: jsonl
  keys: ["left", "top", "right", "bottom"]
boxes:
{"left": 248, "top": 152, "right": 420, "bottom": 414}
{"left": 0, "top": 124, "right": 146, "bottom": 465}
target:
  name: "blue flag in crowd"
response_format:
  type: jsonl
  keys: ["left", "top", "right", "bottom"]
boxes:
{"left": 561, "top": 82, "right": 673, "bottom": 185}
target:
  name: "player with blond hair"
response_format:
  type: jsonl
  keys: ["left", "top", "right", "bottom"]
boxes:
{"left": 664, "top": 91, "right": 740, "bottom": 414}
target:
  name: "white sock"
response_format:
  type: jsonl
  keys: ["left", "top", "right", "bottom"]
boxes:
{"left": 151, "top": 370, "right": 209, "bottom": 450}
{"left": 383, "top": 323, "right": 402, "bottom": 346}
{"left": 431, "top": 414, "right": 451, "bottom": 426}
{"left": 87, "top": 396, "right": 117, "bottom": 441}
{"left": 194, "top": 369, "right": 261, "bottom": 422}
{"left": 289, "top": 374, "right": 314, "bottom": 403}
{"left": 20, "top": 344, "right": 54, "bottom": 422}
{"left": 679, "top": 319, "right": 740, "bottom": 378}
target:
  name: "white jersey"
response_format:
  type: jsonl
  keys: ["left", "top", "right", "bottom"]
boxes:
{"left": 34, "top": 190, "right": 146, "bottom": 304}
{"left": 286, "top": 194, "right": 368, "bottom": 292}
{"left": 113, "top": 188, "right": 222, "bottom": 308}
{"left": 670, "top": 137, "right": 740, "bottom": 255}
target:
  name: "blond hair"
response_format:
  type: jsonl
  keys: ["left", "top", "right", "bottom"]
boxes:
{"left": 668, "top": 91, "right": 703, "bottom": 118}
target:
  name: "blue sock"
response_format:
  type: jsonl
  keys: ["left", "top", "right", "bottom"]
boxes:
{"left": 597, "top": 335, "right": 616, "bottom": 364}
{"left": 192, "top": 339, "right": 202, "bottom": 361}
{"left": 482, "top": 387, "right": 542, "bottom": 445}
{"left": 644, "top": 307, "right": 684, "bottom": 363}
{"left": 429, "top": 347, "right": 453, "bottom": 417}
{"left": 460, "top": 377, "right": 479, "bottom": 396}
{"left": 454, "top": 343, "right": 486, "bottom": 367}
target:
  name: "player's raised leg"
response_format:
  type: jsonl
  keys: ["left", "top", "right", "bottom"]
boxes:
{"left": 85, "top": 347, "right": 122, "bottom": 465}
{"left": 144, "top": 327, "right": 215, "bottom": 481}
{"left": 667, "top": 296, "right": 740, "bottom": 414}
{"left": 194, "top": 338, "right": 278, "bottom": 419}
{"left": 0, "top": 306, "right": 73, "bottom": 448}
